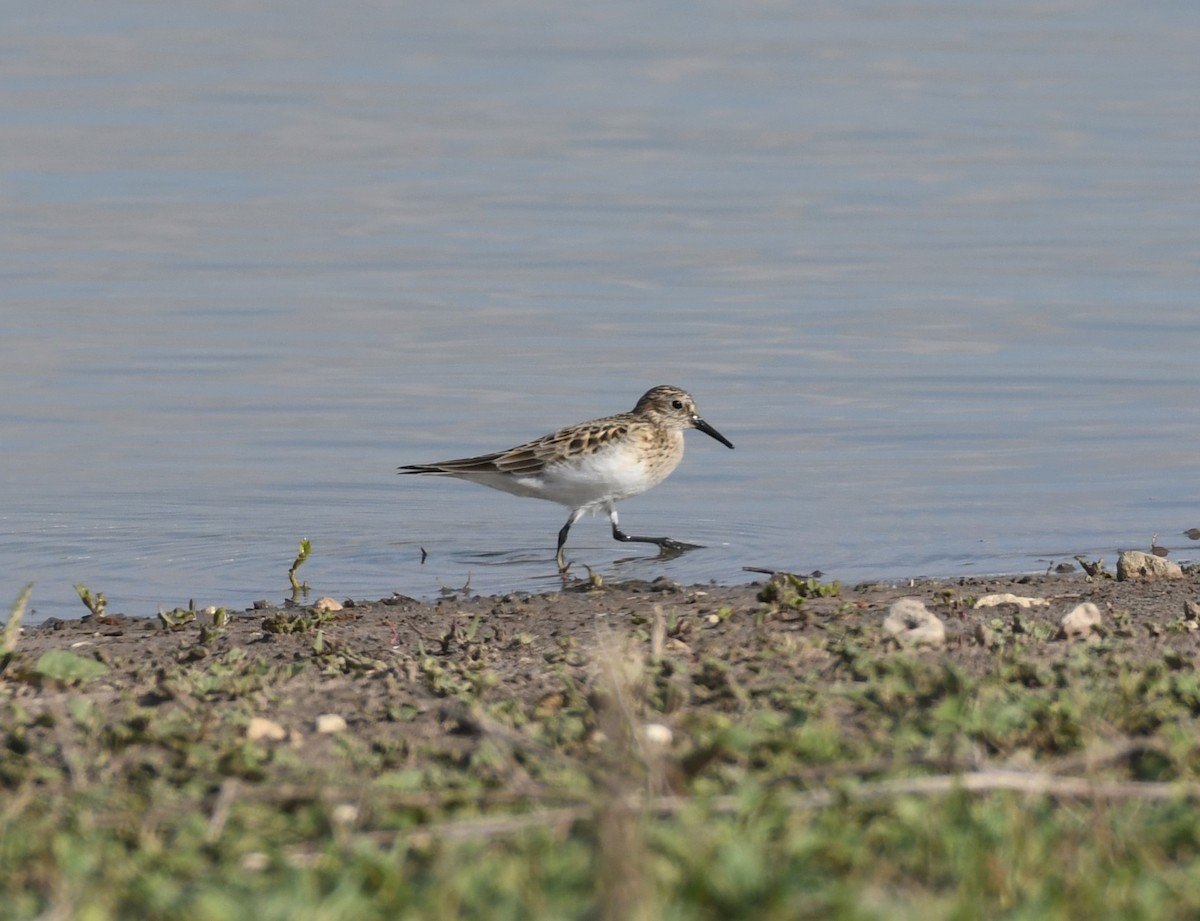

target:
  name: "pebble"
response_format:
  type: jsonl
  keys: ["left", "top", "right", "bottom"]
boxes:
{"left": 1061, "top": 602, "right": 1102, "bottom": 640}
{"left": 246, "top": 717, "right": 287, "bottom": 742}
{"left": 974, "top": 593, "right": 1050, "bottom": 609}
{"left": 316, "top": 713, "right": 348, "bottom": 734}
{"left": 330, "top": 804, "right": 359, "bottom": 825}
{"left": 642, "top": 723, "right": 674, "bottom": 748}
{"left": 882, "top": 598, "right": 946, "bottom": 648}
{"left": 241, "top": 852, "right": 270, "bottom": 872}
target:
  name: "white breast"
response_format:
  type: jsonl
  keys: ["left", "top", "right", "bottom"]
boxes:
{"left": 535, "top": 437, "right": 679, "bottom": 508}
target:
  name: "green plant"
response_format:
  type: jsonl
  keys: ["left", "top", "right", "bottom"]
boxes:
{"left": 288, "top": 538, "right": 312, "bottom": 594}
{"left": 757, "top": 571, "right": 841, "bottom": 611}
{"left": 74, "top": 583, "right": 107, "bottom": 618}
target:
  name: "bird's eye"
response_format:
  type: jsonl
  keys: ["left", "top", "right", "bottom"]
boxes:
{"left": 671, "top": 399, "right": 683, "bottom": 410}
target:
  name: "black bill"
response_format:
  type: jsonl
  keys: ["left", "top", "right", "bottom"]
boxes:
{"left": 694, "top": 417, "right": 734, "bottom": 449}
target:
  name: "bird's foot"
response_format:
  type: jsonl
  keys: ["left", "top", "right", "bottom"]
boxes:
{"left": 654, "top": 537, "right": 703, "bottom": 553}
{"left": 612, "top": 528, "right": 703, "bottom": 557}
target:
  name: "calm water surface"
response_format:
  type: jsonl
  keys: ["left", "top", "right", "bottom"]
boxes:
{"left": 3, "top": 2, "right": 1199, "bottom": 622}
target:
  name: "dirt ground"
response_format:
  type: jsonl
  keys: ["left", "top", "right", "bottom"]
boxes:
{"left": 6, "top": 567, "right": 1200, "bottom": 921}
{"left": 10, "top": 568, "right": 1200, "bottom": 755}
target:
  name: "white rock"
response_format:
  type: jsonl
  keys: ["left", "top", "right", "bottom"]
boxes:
{"left": 642, "top": 722, "right": 674, "bottom": 748}
{"left": 331, "top": 804, "right": 359, "bottom": 825}
{"left": 313, "top": 596, "right": 343, "bottom": 612}
{"left": 974, "top": 593, "right": 1050, "bottom": 609}
{"left": 246, "top": 717, "right": 287, "bottom": 742}
{"left": 241, "top": 852, "right": 270, "bottom": 872}
{"left": 316, "top": 713, "right": 348, "bottom": 734}
{"left": 1061, "top": 602, "right": 1102, "bottom": 640}
{"left": 883, "top": 598, "right": 946, "bottom": 648}
{"left": 1117, "top": 550, "right": 1183, "bottom": 582}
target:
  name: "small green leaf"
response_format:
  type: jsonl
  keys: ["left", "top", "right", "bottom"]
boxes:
{"left": 74, "top": 584, "right": 107, "bottom": 617}
{"left": 34, "top": 650, "right": 111, "bottom": 683}
{"left": 68, "top": 695, "right": 95, "bottom": 724}
{"left": 289, "top": 538, "right": 313, "bottom": 589}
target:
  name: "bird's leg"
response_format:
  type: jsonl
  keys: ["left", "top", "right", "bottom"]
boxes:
{"left": 608, "top": 507, "right": 701, "bottom": 553}
{"left": 556, "top": 508, "right": 586, "bottom": 571}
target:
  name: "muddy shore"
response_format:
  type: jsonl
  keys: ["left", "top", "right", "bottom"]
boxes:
{"left": 11, "top": 568, "right": 1200, "bottom": 738}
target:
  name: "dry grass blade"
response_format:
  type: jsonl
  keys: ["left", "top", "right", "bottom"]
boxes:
{"left": 3, "top": 583, "right": 33, "bottom": 656}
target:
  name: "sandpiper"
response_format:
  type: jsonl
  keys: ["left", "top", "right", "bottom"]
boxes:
{"left": 398, "top": 385, "right": 734, "bottom": 570}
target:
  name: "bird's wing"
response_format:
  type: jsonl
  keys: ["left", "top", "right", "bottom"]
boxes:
{"left": 398, "top": 415, "right": 632, "bottom": 478}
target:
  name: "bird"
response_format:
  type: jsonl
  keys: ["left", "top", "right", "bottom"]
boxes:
{"left": 398, "top": 385, "right": 734, "bottom": 570}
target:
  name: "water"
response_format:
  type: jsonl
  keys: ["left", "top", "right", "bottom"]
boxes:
{"left": 4, "top": 2, "right": 1199, "bottom": 622}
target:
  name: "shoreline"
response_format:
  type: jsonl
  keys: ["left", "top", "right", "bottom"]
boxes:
{"left": 11, "top": 566, "right": 1198, "bottom": 683}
